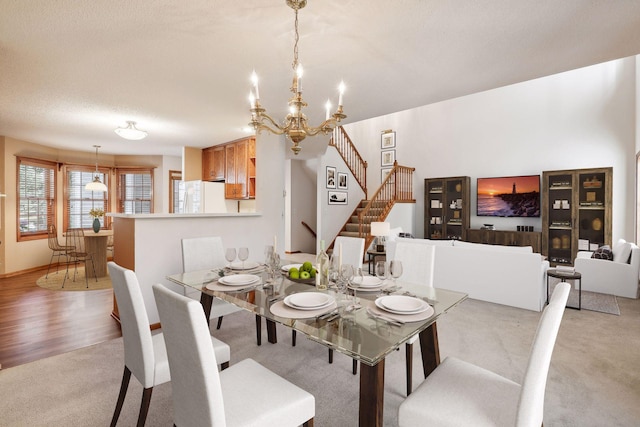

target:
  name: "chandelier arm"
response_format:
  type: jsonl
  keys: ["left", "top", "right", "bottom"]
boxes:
{"left": 255, "top": 113, "right": 288, "bottom": 134}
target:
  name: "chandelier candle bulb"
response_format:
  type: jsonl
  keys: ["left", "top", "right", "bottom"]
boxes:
{"left": 338, "top": 81, "right": 345, "bottom": 106}
{"left": 296, "top": 63, "right": 303, "bottom": 93}
{"left": 325, "top": 100, "right": 331, "bottom": 120}
{"left": 251, "top": 71, "right": 260, "bottom": 99}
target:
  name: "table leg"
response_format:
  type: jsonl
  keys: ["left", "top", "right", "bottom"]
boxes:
{"left": 419, "top": 322, "right": 440, "bottom": 378}
{"left": 359, "top": 360, "right": 385, "bottom": 427}
{"left": 199, "top": 293, "right": 214, "bottom": 328}
{"left": 267, "top": 319, "right": 278, "bottom": 343}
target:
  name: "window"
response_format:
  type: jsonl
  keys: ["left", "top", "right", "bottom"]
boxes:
{"left": 169, "top": 170, "right": 182, "bottom": 213}
{"left": 17, "top": 157, "right": 57, "bottom": 241}
{"left": 64, "top": 165, "right": 109, "bottom": 231}
{"left": 117, "top": 169, "right": 153, "bottom": 214}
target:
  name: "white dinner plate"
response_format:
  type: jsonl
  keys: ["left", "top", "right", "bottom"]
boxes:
{"left": 351, "top": 276, "right": 383, "bottom": 288}
{"left": 348, "top": 283, "right": 383, "bottom": 292}
{"left": 229, "top": 261, "right": 260, "bottom": 270}
{"left": 218, "top": 274, "right": 261, "bottom": 286}
{"left": 284, "top": 293, "right": 335, "bottom": 310}
{"left": 375, "top": 295, "right": 429, "bottom": 314}
{"left": 281, "top": 263, "right": 303, "bottom": 273}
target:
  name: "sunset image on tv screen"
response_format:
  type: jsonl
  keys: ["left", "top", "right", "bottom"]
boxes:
{"left": 477, "top": 175, "right": 540, "bottom": 217}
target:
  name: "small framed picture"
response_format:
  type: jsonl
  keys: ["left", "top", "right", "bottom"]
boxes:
{"left": 337, "top": 172, "right": 348, "bottom": 190}
{"left": 381, "top": 131, "right": 396, "bottom": 149}
{"left": 381, "top": 168, "right": 394, "bottom": 183}
{"left": 328, "top": 191, "right": 348, "bottom": 205}
{"left": 381, "top": 149, "right": 395, "bottom": 166}
{"left": 326, "top": 166, "right": 336, "bottom": 189}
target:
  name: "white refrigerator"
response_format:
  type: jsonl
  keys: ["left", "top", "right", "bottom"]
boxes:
{"left": 179, "top": 181, "right": 237, "bottom": 213}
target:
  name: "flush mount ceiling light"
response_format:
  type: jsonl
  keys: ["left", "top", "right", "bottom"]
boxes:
{"left": 85, "top": 145, "right": 108, "bottom": 192}
{"left": 114, "top": 121, "right": 148, "bottom": 140}
{"left": 249, "top": 0, "right": 346, "bottom": 155}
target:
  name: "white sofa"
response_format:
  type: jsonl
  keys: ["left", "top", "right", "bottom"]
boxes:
{"left": 574, "top": 239, "right": 640, "bottom": 299}
{"left": 387, "top": 238, "right": 549, "bottom": 312}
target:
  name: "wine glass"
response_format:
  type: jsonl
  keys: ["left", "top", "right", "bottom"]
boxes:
{"left": 375, "top": 260, "right": 388, "bottom": 285}
{"left": 389, "top": 260, "right": 403, "bottom": 287}
{"left": 238, "top": 247, "right": 249, "bottom": 270}
{"left": 328, "top": 253, "right": 340, "bottom": 288}
{"left": 225, "top": 248, "right": 236, "bottom": 269}
{"left": 348, "top": 267, "right": 364, "bottom": 311}
{"left": 338, "top": 264, "right": 354, "bottom": 304}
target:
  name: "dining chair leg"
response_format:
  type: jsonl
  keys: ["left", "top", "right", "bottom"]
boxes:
{"left": 137, "top": 387, "right": 153, "bottom": 427}
{"left": 303, "top": 418, "right": 314, "bottom": 427}
{"left": 406, "top": 342, "right": 413, "bottom": 396}
{"left": 216, "top": 316, "right": 223, "bottom": 330}
{"left": 328, "top": 348, "right": 333, "bottom": 364}
{"left": 221, "top": 361, "right": 229, "bottom": 370}
{"left": 255, "top": 314, "right": 262, "bottom": 346}
{"left": 292, "top": 330, "right": 297, "bottom": 346}
{"left": 110, "top": 366, "right": 132, "bottom": 427}
{"left": 352, "top": 359, "right": 358, "bottom": 375}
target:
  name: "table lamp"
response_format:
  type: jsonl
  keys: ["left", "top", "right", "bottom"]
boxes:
{"left": 370, "top": 221, "right": 391, "bottom": 252}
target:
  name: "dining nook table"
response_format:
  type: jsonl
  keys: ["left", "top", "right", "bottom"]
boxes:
{"left": 167, "top": 266, "right": 467, "bottom": 427}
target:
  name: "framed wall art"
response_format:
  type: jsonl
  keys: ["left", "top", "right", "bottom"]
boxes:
{"left": 326, "top": 166, "right": 336, "bottom": 188}
{"left": 337, "top": 172, "right": 348, "bottom": 190}
{"left": 381, "top": 149, "right": 395, "bottom": 167}
{"left": 381, "top": 168, "right": 394, "bottom": 183}
{"left": 381, "top": 130, "right": 396, "bottom": 149}
{"left": 328, "top": 191, "right": 348, "bottom": 205}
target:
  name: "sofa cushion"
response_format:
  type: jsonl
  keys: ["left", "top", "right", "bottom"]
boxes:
{"left": 591, "top": 245, "right": 613, "bottom": 261}
{"left": 613, "top": 240, "right": 632, "bottom": 264}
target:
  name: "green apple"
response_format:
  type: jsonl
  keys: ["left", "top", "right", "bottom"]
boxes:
{"left": 300, "top": 271, "right": 311, "bottom": 280}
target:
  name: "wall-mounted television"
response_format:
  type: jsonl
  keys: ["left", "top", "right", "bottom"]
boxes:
{"left": 477, "top": 175, "right": 540, "bottom": 217}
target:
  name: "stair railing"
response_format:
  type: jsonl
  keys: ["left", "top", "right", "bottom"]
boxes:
{"left": 329, "top": 126, "right": 367, "bottom": 198}
{"left": 357, "top": 161, "right": 416, "bottom": 248}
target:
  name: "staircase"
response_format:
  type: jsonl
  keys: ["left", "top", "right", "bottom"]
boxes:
{"left": 331, "top": 160, "right": 416, "bottom": 251}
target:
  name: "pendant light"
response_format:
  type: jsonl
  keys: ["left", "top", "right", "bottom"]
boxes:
{"left": 85, "top": 145, "right": 108, "bottom": 192}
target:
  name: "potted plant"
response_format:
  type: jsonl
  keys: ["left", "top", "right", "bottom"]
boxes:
{"left": 89, "top": 208, "right": 105, "bottom": 233}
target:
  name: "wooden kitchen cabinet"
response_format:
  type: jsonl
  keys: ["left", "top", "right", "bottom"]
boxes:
{"left": 202, "top": 145, "right": 225, "bottom": 181}
{"left": 224, "top": 137, "right": 255, "bottom": 199}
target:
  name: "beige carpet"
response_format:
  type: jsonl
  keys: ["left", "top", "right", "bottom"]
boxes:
{"left": 1, "top": 297, "right": 639, "bottom": 426}
{"left": 36, "top": 266, "right": 112, "bottom": 291}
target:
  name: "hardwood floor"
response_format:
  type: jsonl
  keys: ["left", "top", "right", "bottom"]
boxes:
{"left": 0, "top": 268, "right": 122, "bottom": 369}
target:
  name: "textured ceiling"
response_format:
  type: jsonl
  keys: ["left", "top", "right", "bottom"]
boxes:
{"left": 1, "top": 0, "right": 640, "bottom": 157}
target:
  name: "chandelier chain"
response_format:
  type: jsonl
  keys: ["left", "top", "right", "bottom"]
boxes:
{"left": 292, "top": 8, "right": 299, "bottom": 70}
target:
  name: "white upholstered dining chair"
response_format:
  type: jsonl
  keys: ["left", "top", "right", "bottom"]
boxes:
{"left": 392, "top": 240, "right": 437, "bottom": 395}
{"left": 153, "top": 283, "right": 315, "bottom": 427}
{"left": 108, "top": 262, "right": 231, "bottom": 427}
{"left": 181, "top": 237, "right": 244, "bottom": 330}
{"left": 398, "top": 282, "right": 570, "bottom": 427}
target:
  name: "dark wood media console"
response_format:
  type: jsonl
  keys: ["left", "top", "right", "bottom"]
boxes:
{"left": 465, "top": 229, "right": 542, "bottom": 253}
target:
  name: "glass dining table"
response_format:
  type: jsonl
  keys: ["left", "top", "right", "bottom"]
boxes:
{"left": 167, "top": 267, "right": 467, "bottom": 427}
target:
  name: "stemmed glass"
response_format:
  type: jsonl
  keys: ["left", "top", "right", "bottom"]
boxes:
{"left": 238, "top": 247, "right": 249, "bottom": 270}
{"left": 338, "top": 264, "right": 354, "bottom": 304}
{"left": 348, "top": 267, "right": 364, "bottom": 311}
{"left": 328, "top": 253, "right": 340, "bottom": 288}
{"left": 375, "top": 260, "right": 388, "bottom": 285}
{"left": 389, "top": 260, "right": 403, "bottom": 287}
{"left": 225, "top": 248, "right": 236, "bottom": 269}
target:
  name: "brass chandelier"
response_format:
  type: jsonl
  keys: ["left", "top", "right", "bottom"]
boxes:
{"left": 249, "top": 0, "right": 346, "bottom": 155}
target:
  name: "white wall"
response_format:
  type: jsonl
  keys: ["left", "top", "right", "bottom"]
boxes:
{"left": 342, "top": 57, "right": 637, "bottom": 242}
{"left": 317, "top": 144, "right": 366, "bottom": 250}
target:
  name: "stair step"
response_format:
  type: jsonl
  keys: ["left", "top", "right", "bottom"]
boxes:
{"left": 339, "top": 231, "right": 361, "bottom": 238}
{"left": 346, "top": 223, "right": 370, "bottom": 232}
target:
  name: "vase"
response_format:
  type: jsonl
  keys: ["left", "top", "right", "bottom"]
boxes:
{"left": 92, "top": 217, "right": 101, "bottom": 233}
